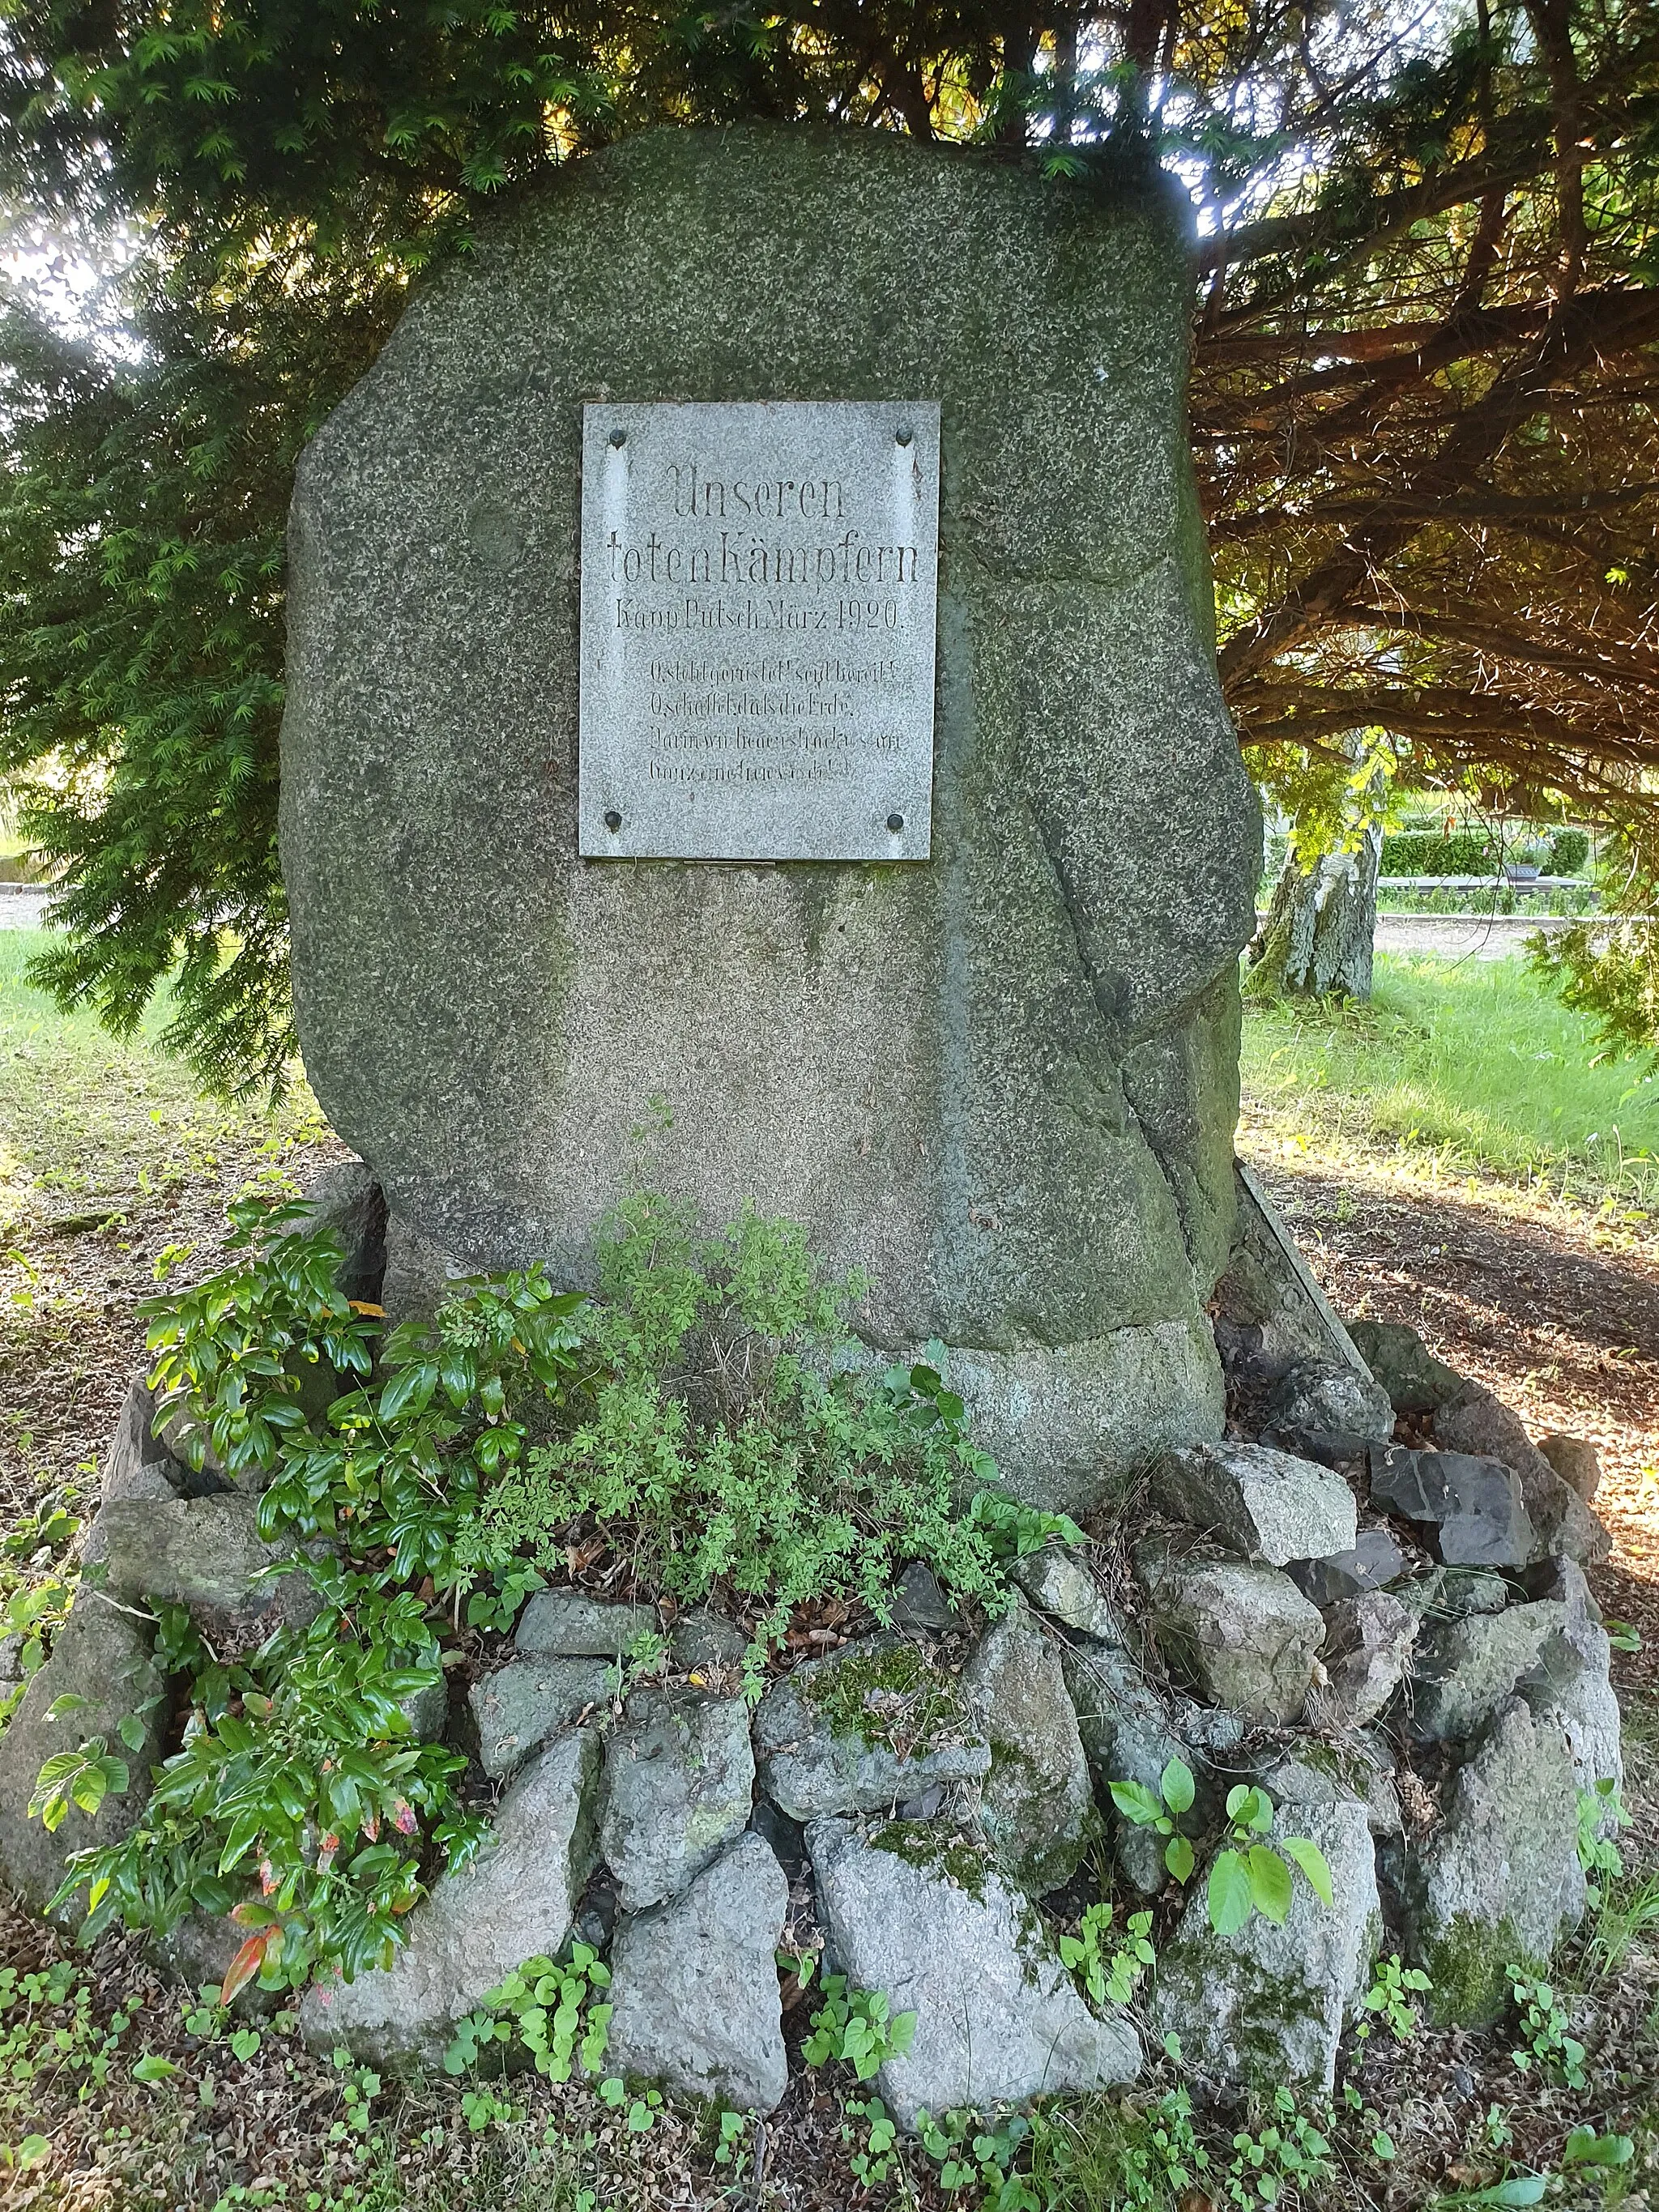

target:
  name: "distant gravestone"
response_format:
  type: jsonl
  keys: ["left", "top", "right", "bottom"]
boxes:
{"left": 279, "top": 125, "right": 1261, "bottom": 1511}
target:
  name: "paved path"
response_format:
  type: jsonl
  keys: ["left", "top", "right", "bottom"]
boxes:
{"left": 1373, "top": 911, "right": 1573, "bottom": 961}
{"left": 0, "top": 888, "right": 50, "bottom": 931}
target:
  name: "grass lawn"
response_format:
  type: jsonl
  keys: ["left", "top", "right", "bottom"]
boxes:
{"left": 1243, "top": 952, "right": 1659, "bottom": 1220}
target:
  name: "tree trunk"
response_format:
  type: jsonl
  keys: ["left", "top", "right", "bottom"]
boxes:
{"left": 1248, "top": 829, "right": 1382, "bottom": 1001}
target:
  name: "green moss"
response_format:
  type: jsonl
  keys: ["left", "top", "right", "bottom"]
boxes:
{"left": 1423, "top": 1913, "right": 1520, "bottom": 2027}
{"left": 870, "top": 1820, "right": 990, "bottom": 1902}
{"left": 804, "top": 1641, "right": 966, "bottom": 1755}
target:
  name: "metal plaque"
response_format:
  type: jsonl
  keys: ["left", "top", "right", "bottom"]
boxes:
{"left": 578, "top": 400, "right": 940, "bottom": 860}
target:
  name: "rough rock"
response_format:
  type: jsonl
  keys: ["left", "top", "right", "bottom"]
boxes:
{"left": 1009, "top": 1547, "right": 1119, "bottom": 1643}
{"left": 599, "top": 1692, "right": 754, "bottom": 1911}
{"left": 1369, "top": 1446, "right": 1535, "bottom": 1569}
{"left": 1150, "top": 1800, "right": 1379, "bottom": 2092}
{"left": 279, "top": 123, "right": 1261, "bottom": 1515}
{"left": 514, "top": 1591, "right": 660, "bottom": 1657}
{"left": 399, "top": 1677, "right": 450, "bottom": 1741}
{"left": 1134, "top": 1546, "right": 1324, "bottom": 1726}
{"left": 1538, "top": 1434, "right": 1601, "bottom": 1505}
{"left": 1257, "top": 1741, "right": 1401, "bottom": 1839}
{"left": 159, "top": 1912, "right": 282, "bottom": 2017}
{"left": 1061, "top": 1641, "right": 1196, "bottom": 1894}
{"left": 82, "top": 1494, "right": 322, "bottom": 1639}
{"left": 1265, "top": 1362, "right": 1396, "bottom": 1455}
{"left": 0, "top": 1597, "right": 165, "bottom": 1924}
{"left": 301, "top": 1728, "right": 601, "bottom": 2064}
{"left": 379, "top": 1212, "right": 473, "bottom": 1330}
{"left": 889, "top": 1562, "right": 956, "bottom": 1635}
{"left": 605, "top": 1831, "right": 789, "bottom": 2112}
{"left": 1433, "top": 1385, "right": 1607, "bottom": 1564}
{"left": 1408, "top": 1600, "right": 1565, "bottom": 1743}
{"left": 962, "top": 1605, "right": 1094, "bottom": 1894}
{"left": 1517, "top": 1559, "right": 1621, "bottom": 1798}
{"left": 752, "top": 1637, "right": 988, "bottom": 1821}
{"left": 1317, "top": 1592, "right": 1418, "bottom": 1728}
{"left": 1150, "top": 1440, "right": 1356, "bottom": 1567}
{"left": 1286, "top": 1529, "right": 1405, "bottom": 1606}
{"left": 670, "top": 1609, "right": 750, "bottom": 1676}
{"left": 1406, "top": 1698, "right": 1585, "bottom": 2023}
{"left": 468, "top": 1659, "right": 612, "bottom": 1779}
{"left": 1213, "top": 1163, "right": 1379, "bottom": 1382}
{"left": 284, "top": 1158, "right": 387, "bottom": 1306}
{"left": 1345, "top": 1320, "right": 1462, "bottom": 1415}
{"left": 808, "top": 1816, "right": 1140, "bottom": 2130}
{"left": 100, "top": 1381, "right": 200, "bottom": 1504}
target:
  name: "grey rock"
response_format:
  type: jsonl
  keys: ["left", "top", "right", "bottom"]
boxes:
{"left": 1256, "top": 1741, "right": 1401, "bottom": 1839}
{"left": 809, "top": 1815, "right": 1140, "bottom": 2130}
{"left": 1316, "top": 1592, "right": 1417, "bottom": 1728}
{"left": 0, "top": 1596, "right": 165, "bottom": 1924}
{"left": 1150, "top": 1440, "right": 1356, "bottom": 1566}
{"left": 1409, "top": 1600, "right": 1565, "bottom": 1742}
{"left": 1345, "top": 1320, "right": 1463, "bottom": 1415}
{"left": 670, "top": 1609, "right": 750, "bottom": 1676}
{"left": 1061, "top": 1641, "right": 1192, "bottom": 1895}
{"left": 1135, "top": 1546, "right": 1324, "bottom": 1726}
{"left": 468, "top": 1658, "right": 612, "bottom": 1779}
{"left": 1213, "top": 1163, "right": 1380, "bottom": 1383}
{"left": 1266, "top": 1362, "right": 1397, "bottom": 1455}
{"left": 284, "top": 1158, "right": 386, "bottom": 1306}
{"left": 301, "top": 1728, "right": 601, "bottom": 2064}
{"left": 1517, "top": 1559, "right": 1621, "bottom": 1800}
{"left": 279, "top": 124, "right": 1260, "bottom": 1515}
{"left": 399, "top": 1677, "right": 450, "bottom": 1741}
{"left": 379, "top": 1213, "right": 472, "bottom": 1331}
{"left": 752, "top": 1636, "right": 988, "bottom": 1821}
{"left": 1406, "top": 1698, "right": 1585, "bottom": 2023}
{"left": 1369, "top": 1446, "right": 1536, "bottom": 1569}
{"left": 1434, "top": 1387, "right": 1608, "bottom": 1564}
{"left": 1538, "top": 1434, "right": 1601, "bottom": 1505}
{"left": 1150, "top": 1800, "right": 1379, "bottom": 2092}
{"left": 1286, "top": 1529, "right": 1405, "bottom": 1606}
{"left": 599, "top": 1692, "right": 754, "bottom": 1911}
{"left": 158, "top": 1912, "right": 281, "bottom": 2017}
{"left": 82, "top": 1494, "right": 323, "bottom": 1642}
{"left": 515, "top": 1590, "right": 660, "bottom": 1658}
{"left": 606, "top": 1831, "right": 789, "bottom": 2112}
{"left": 1009, "top": 1547, "right": 1120, "bottom": 1643}
{"left": 100, "top": 1381, "right": 193, "bottom": 1505}
{"left": 962, "top": 1605, "right": 1094, "bottom": 1894}
{"left": 889, "top": 1562, "right": 955, "bottom": 1635}
{"left": 0, "top": 1633, "right": 26, "bottom": 1686}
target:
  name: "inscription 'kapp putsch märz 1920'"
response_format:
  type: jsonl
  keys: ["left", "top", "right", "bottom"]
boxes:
{"left": 578, "top": 400, "right": 940, "bottom": 860}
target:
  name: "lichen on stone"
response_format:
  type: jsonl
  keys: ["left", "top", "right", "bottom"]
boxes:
{"left": 868, "top": 1819, "right": 991, "bottom": 1902}
{"left": 803, "top": 1641, "right": 967, "bottom": 1757}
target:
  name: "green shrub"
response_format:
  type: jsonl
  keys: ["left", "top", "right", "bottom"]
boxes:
{"left": 1548, "top": 828, "right": 1590, "bottom": 875}
{"left": 44, "top": 1191, "right": 1071, "bottom": 1989}
{"left": 1380, "top": 830, "right": 1499, "bottom": 876}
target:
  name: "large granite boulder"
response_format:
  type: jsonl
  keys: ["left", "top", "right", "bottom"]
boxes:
{"left": 808, "top": 1817, "right": 1140, "bottom": 2129}
{"left": 278, "top": 124, "right": 1260, "bottom": 1515}
{"left": 605, "top": 1831, "right": 789, "bottom": 2112}
{"left": 1150, "top": 1800, "right": 1380, "bottom": 2092}
{"left": 301, "top": 1728, "right": 602, "bottom": 2065}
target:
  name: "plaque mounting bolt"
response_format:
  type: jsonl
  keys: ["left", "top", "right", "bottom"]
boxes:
{"left": 886, "top": 812, "right": 905, "bottom": 833}
{"left": 604, "top": 808, "right": 623, "bottom": 832}
{"left": 608, "top": 428, "right": 626, "bottom": 448}
{"left": 894, "top": 424, "right": 913, "bottom": 446}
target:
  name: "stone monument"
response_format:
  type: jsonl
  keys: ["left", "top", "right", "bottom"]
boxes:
{"left": 279, "top": 124, "right": 1261, "bottom": 1511}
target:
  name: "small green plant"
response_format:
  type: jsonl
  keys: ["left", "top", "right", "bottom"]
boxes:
{"left": 443, "top": 1946, "right": 612, "bottom": 2083}
{"left": 1506, "top": 1964, "right": 1586, "bottom": 2090}
{"left": 915, "top": 2106, "right": 1041, "bottom": 2210}
{"left": 0, "top": 1963, "right": 134, "bottom": 2112}
{"left": 801, "top": 1975, "right": 917, "bottom": 2080}
{"left": 843, "top": 2095, "right": 900, "bottom": 2187}
{"left": 1029, "top": 2082, "right": 1213, "bottom": 2210}
{"left": 1057, "top": 1902, "right": 1155, "bottom": 2010}
{"left": 1355, "top": 1953, "right": 1433, "bottom": 2044}
{"left": 28, "top": 1736, "right": 129, "bottom": 1831}
{"left": 1576, "top": 1779, "right": 1627, "bottom": 1906}
{"left": 1108, "top": 1758, "right": 1198, "bottom": 1882}
{"left": 1205, "top": 1786, "right": 1333, "bottom": 1937}
{"left": 1223, "top": 2088, "right": 1333, "bottom": 2209}
{"left": 1562, "top": 2127, "right": 1635, "bottom": 2173}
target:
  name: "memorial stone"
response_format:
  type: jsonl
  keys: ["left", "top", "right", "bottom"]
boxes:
{"left": 280, "top": 124, "right": 1261, "bottom": 1511}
